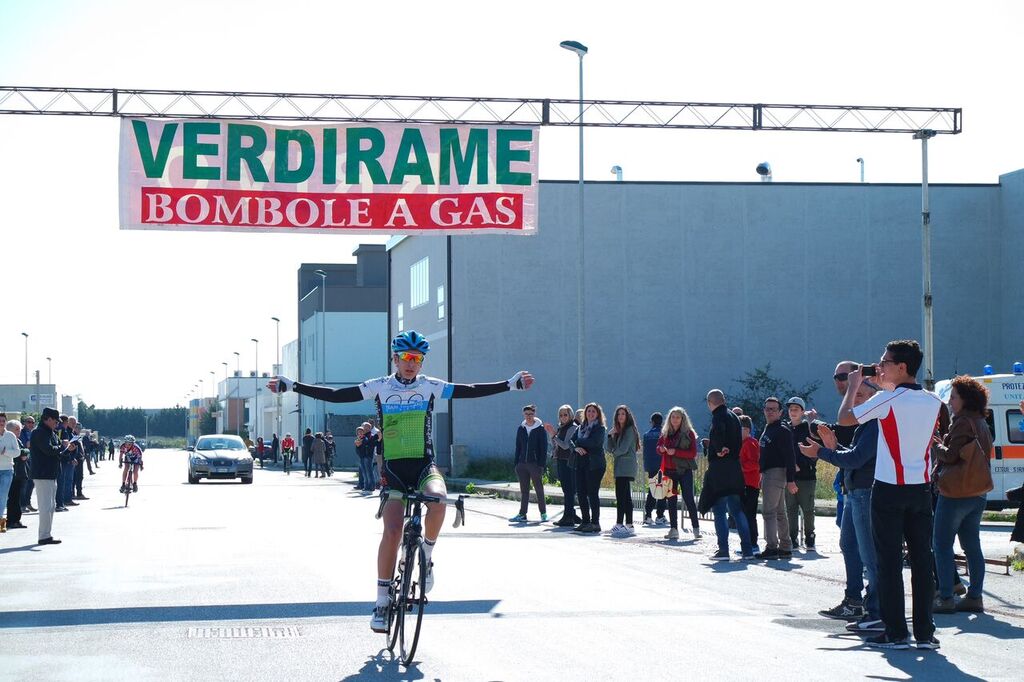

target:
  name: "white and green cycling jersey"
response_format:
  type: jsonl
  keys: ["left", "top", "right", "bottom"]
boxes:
{"left": 357, "top": 375, "right": 454, "bottom": 462}
{"left": 291, "top": 370, "right": 523, "bottom": 465}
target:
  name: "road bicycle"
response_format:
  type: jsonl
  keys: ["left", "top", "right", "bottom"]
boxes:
{"left": 375, "top": 489, "right": 466, "bottom": 665}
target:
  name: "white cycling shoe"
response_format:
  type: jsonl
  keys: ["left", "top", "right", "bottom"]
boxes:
{"left": 424, "top": 561, "right": 434, "bottom": 594}
{"left": 370, "top": 606, "right": 387, "bottom": 633}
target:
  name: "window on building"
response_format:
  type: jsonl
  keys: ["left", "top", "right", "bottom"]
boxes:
{"left": 397, "top": 303, "right": 405, "bottom": 332}
{"left": 437, "top": 285, "right": 445, "bottom": 320}
{"left": 410, "top": 257, "right": 429, "bottom": 308}
{"left": 1008, "top": 410, "right": 1024, "bottom": 444}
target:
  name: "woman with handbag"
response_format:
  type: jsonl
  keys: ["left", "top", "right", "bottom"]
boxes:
{"left": 656, "top": 406, "right": 701, "bottom": 541}
{"left": 544, "top": 405, "right": 579, "bottom": 527}
{"left": 931, "top": 375, "right": 994, "bottom": 614}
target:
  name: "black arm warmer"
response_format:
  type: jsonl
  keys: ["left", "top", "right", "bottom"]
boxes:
{"left": 450, "top": 381, "right": 510, "bottom": 399}
{"left": 293, "top": 383, "right": 365, "bottom": 403}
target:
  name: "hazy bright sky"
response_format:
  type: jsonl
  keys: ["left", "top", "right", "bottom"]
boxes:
{"left": 1, "top": 0, "right": 1021, "bottom": 408}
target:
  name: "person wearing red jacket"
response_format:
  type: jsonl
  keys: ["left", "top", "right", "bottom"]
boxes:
{"left": 738, "top": 415, "right": 762, "bottom": 549}
{"left": 656, "top": 407, "right": 700, "bottom": 541}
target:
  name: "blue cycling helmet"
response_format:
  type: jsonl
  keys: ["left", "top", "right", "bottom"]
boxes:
{"left": 392, "top": 330, "right": 429, "bottom": 354}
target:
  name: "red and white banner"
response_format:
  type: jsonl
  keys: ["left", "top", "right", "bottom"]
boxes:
{"left": 119, "top": 118, "right": 539, "bottom": 235}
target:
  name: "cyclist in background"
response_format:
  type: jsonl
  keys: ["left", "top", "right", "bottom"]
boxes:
{"left": 269, "top": 330, "right": 533, "bottom": 632}
{"left": 281, "top": 433, "right": 295, "bottom": 474}
{"left": 119, "top": 435, "right": 143, "bottom": 493}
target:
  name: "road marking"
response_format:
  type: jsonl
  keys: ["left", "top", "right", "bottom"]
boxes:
{"left": 187, "top": 625, "right": 302, "bottom": 639}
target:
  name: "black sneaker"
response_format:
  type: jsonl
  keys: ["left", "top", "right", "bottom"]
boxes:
{"left": 916, "top": 636, "right": 941, "bottom": 650}
{"left": 710, "top": 550, "right": 730, "bottom": 561}
{"left": 846, "top": 617, "right": 885, "bottom": 633}
{"left": 778, "top": 549, "right": 793, "bottom": 559}
{"left": 755, "top": 548, "right": 780, "bottom": 560}
{"left": 867, "top": 633, "right": 910, "bottom": 650}
{"left": 819, "top": 599, "right": 864, "bottom": 620}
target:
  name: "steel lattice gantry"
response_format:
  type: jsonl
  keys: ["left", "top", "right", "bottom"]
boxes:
{"left": 0, "top": 86, "right": 960, "bottom": 134}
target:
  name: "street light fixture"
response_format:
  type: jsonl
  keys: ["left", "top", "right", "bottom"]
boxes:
{"left": 271, "top": 316, "right": 281, "bottom": 439}
{"left": 222, "top": 361, "right": 229, "bottom": 433}
{"left": 209, "top": 371, "right": 215, "bottom": 400}
{"left": 251, "top": 337, "right": 260, "bottom": 440}
{"left": 559, "top": 39, "right": 588, "bottom": 411}
{"left": 46, "top": 356, "right": 52, "bottom": 384}
{"left": 21, "top": 332, "right": 28, "bottom": 384}
{"left": 313, "top": 269, "right": 328, "bottom": 431}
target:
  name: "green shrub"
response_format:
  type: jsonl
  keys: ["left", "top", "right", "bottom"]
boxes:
{"left": 464, "top": 482, "right": 476, "bottom": 494}
{"left": 461, "top": 457, "right": 516, "bottom": 482}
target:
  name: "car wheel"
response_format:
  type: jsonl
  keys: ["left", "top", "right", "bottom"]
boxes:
{"left": 242, "top": 476, "right": 253, "bottom": 484}
{"left": 188, "top": 469, "right": 199, "bottom": 484}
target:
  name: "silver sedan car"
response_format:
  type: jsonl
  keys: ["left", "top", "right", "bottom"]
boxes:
{"left": 187, "top": 434, "right": 254, "bottom": 484}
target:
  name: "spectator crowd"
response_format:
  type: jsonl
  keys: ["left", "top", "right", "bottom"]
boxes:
{"left": 503, "top": 339, "right": 1019, "bottom": 651}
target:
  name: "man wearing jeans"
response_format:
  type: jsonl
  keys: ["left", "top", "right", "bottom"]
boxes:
{"left": 848, "top": 340, "right": 942, "bottom": 650}
{"left": 702, "top": 390, "right": 754, "bottom": 561}
{"left": 801, "top": 379, "right": 884, "bottom": 633}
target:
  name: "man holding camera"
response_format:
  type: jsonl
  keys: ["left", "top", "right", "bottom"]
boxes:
{"left": 838, "top": 341, "right": 941, "bottom": 650}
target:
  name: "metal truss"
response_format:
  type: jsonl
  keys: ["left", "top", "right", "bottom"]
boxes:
{"left": 0, "top": 86, "right": 961, "bottom": 134}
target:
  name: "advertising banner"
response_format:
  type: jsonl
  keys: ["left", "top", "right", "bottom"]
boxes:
{"left": 119, "top": 118, "right": 539, "bottom": 235}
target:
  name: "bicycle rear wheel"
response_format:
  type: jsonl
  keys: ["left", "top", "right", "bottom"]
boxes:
{"left": 399, "top": 545, "right": 427, "bottom": 665}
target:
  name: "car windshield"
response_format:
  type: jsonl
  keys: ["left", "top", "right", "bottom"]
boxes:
{"left": 196, "top": 438, "right": 246, "bottom": 451}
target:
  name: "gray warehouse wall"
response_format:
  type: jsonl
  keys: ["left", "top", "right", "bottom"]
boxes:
{"left": 444, "top": 179, "right": 1004, "bottom": 458}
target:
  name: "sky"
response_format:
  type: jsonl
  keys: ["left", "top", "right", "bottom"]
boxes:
{"left": 1, "top": 0, "right": 1022, "bottom": 408}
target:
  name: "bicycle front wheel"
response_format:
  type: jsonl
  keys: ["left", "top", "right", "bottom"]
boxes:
{"left": 385, "top": 570, "right": 400, "bottom": 652}
{"left": 399, "top": 545, "right": 427, "bottom": 666}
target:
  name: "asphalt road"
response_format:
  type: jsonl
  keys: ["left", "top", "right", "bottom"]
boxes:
{"left": 2, "top": 449, "right": 1021, "bottom": 681}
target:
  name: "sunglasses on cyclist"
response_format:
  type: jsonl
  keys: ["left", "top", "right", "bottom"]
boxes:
{"left": 396, "top": 352, "right": 424, "bottom": 364}
{"left": 833, "top": 372, "right": 849, "bottom": 381}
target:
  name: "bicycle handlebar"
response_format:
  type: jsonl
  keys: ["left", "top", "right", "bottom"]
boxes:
{"left": 375, "top": 490, "right": 469, "bottom": 529}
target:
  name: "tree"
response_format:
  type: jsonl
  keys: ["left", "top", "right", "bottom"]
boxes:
{"left": 728, "top": 363, "right": 821, "bottom": 434}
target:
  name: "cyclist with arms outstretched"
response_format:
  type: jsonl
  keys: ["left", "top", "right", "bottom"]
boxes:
{"left": 119, "top": 435, "right": 143, "bottom": 493}
{"left": 269, "top": 330, "right": 533, "bottom": 632}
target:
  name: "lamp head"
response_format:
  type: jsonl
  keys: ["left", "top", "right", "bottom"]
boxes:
{"left": 559, "top": 40, "right": 588, "bottom": 57}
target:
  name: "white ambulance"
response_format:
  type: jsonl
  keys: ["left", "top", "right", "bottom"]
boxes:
{"left": 936, "top": 363, "right": 1024, "bottom": 510}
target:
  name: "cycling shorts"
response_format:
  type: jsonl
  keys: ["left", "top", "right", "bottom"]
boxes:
{"left": 123, "top": 455, "right": 142, "bottom": 466}
{"left": 381, "top": 457, "right": 443, "bottom": 496}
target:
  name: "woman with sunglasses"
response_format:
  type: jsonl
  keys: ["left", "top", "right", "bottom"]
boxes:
{"left": 544, "top": 405, "right": 579, "bottom": 526}
{"left": 269, "top": 330, "right": 533, "bottom": 634}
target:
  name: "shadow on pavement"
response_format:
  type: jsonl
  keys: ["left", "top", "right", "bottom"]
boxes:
{"left": 940, "top": 612, "right": 1024, "bottom": 640}
{"left": 0, "top": 544, "right": 41, "bottom": 555}
{"left": 821, "top": 633, "right": 988, "bottom": 681}
{"left": 341, "top": 649, "right": 429, "bottom": 681}
{"left": 0, "top": 599, "right": 501, "bottom": 629}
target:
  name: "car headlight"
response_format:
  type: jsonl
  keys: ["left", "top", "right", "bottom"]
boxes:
{"left": 191, "top": 456, "right": 207, "bottom": 465}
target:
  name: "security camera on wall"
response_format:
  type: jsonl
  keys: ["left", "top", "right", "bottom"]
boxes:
{"left": 756, "top": 162, "right": 772, "bottom": 182}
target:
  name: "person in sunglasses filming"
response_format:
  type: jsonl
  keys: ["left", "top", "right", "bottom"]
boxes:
{"left": 269, "top": 330, "right": 534, "bottom": 632}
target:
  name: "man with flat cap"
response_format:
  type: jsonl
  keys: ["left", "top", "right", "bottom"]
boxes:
{"left": 31, "top": 407, "right": 77, "bottom": 545}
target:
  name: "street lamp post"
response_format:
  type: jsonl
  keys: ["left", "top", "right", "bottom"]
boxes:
{"left": 914, "top": 129, "right": 937, "bottom": 390}
{"left": 271, "top": 316, "right": 281, "bottom": 439}
{"left": 314, "top": 269, "right": 327, "bottom": 432}
{"left": 46, "top": 356, "right": 52, "bottom": 384}
{"left": 233, "top": 351, "right": 241, "bottom": 436}
{"left": 559, "top": 39, "right": 588, "bottom": 410}
{"left": 251, "top": 337, "right": 260, "bottom": 440}
{"left": 21, "top": 332, "right": 28, "bottom": 384}
{"left": 222, "top": 362, "right": 229, "bottom": 434}
{"left": 209, "top": 371, "right": 215, "bottom": 400}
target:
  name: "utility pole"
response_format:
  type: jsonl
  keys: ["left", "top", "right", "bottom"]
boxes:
{"left": 914, "top": 129, "right": 937, "bottom": 390}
